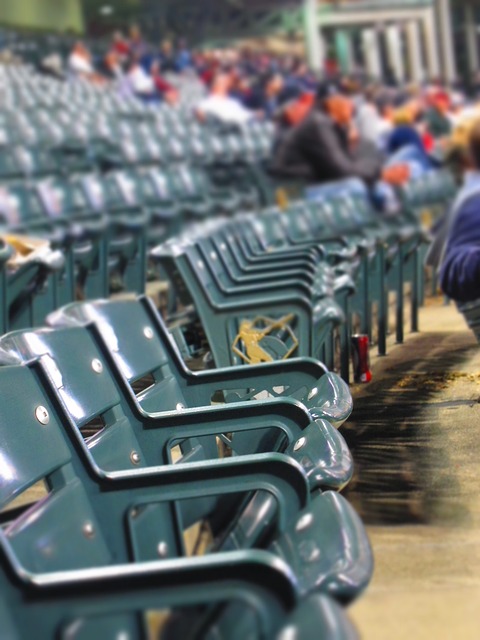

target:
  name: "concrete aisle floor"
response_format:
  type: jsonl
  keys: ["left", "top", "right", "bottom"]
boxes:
{"left": 343, "top": 299, "right": 480, "bottom": 639}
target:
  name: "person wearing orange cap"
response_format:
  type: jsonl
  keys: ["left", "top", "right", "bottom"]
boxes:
{"left": 271, "top": 82, "right": 408, "bottom": 188}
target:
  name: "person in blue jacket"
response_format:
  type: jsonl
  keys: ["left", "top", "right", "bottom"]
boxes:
{"left": 439, "top": 120, "right": 480, "bottom": 303}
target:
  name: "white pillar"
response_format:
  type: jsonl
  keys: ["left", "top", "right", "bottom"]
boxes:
{"left": 406, "top": 20, "right": 424, "bottom": 83}
{"left": 362, "top": 28, "right": 382, "bottom": 80}
{"left": 335, "top": 29, "right": 354, "bottom": 74}
{"left": 303, "top": 0, "right": 324, "bottom": 72}
{"left": 386, "top": 24, "right": 405, "bottom": 84}
{"left": 437, "top": 0, "right": 457, "bottom": 82}
{"left": 423, "top": 9, "right": 441, "bottom": 79}
{"left": 465, "top": 2, "right": 479, "bottom": 75}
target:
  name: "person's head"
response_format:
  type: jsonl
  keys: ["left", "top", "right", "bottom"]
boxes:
{"left": 113, "top": 31, "right": 124, "bottom": 43}
{"left": 392, "top": 106, "right": 414, "bottom": 127}
{"left": 162, "top": 40, "right": 172, "bottom": 56}
{"left": 73, "top": 41, "right": 89, "bottom": 58}
{"left": 326, "top": 95, "right": 354, "bottom": 126}
{"left": 431, "top": 91, "right": 450, "bottom": 114}
{"left": 316, "top": 82, "right": 352, "bottom": 125}
{"left": 130, "top": 24, "right": 141, "bottom": 42}
{"left": 264, "top": 72, "right": 284, "bottom": 98}
{"left": 210, "top": 72, "right": 233, "bottom": 97}
{"left": 364, "top": 85, "right": 378, "bottom": 106}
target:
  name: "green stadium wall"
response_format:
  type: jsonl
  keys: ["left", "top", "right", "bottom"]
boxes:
{"left": 0, "top": 0, "right": 84, "bottom": 33}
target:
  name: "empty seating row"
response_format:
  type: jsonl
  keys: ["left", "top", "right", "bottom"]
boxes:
{"left": 0, "top": 296, "right": 370, "bottom": 638}
{"left": 150, "top": 177, "right": 447, "bottom": 382}
{"left": 0, "top": 169, "right": 456, "bottom": 377}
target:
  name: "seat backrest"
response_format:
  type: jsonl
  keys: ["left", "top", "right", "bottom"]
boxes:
{"left": 184, "top": 245, "right": 223, "bottom": 301}
{"left": 147, "top": 167, "right": 173, "bottom": 201}
{"left": 0, "top": 364, "right": 113, "bottom": 572}
{"left": 0, "top": 326, "right": 144, "bottom": 472}
{"left": 197, "top": 238, "right": 235, "bottom": 287}
{"left": 46, "top": 177, "right": 91, "bottom": 215}
{"left": 47, "top": 297, "right": 175, "bottom": 385}
{"left": 6, "top": 183, "right": 45, "bottom": 223}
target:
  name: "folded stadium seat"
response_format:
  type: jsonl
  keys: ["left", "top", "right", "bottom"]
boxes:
{"left": 125, "top": 169, "right": 182, "bottom": 247}
{"left": 88, "top": 136, "right": 125, "bottom": 172}
{"left": 166, "top": 165, "right": 214, "bottom": 219}
{"left": 117, "top": 125, "right": 167, "bottom": 169}
{"left": 210, "top": 211, "right": 357, "bottom": 323}
{"left": 0, "top": 236, "right": 64, "bottom": 333}
{"left": 201, "top": 130, "right": 237, "bottom": 167}
{"left": 7, "top": 321, "right": 352, "bottom": 491}
{"left": 219, "top": 213, "right": 325, "bottom": 269}
{"left": 205, "top": 139, "right": 263, "bottom": 211}
{"left": 162, "top": 134, "right": 191, "bottom": 166}
{"left": 313, "top": 194, "right": 394, "bottom": 351}
{"left": 185, "top": 132, "right": 216, "bottom": 168}
{"left": 339, "top": 189, "right": 426, "bottom": 344}
{"left": 22, "top": 144, "right": 64, "bottom": 179}
{"left": 0, "top": 363, "right": 361, "bottom": 639}
{"left": 397, "top": 170, "right": 457, "bottom": 302}
{"left": 305, "top": 188, "right": 415, "bottom": 352}
{"left": 150, "top": 238, "right": 345, "bottom": 372}
{"left": 0, "top": 343, "right": 372, "bottom": 603}
{"left": 81, "top": 173, "right": 148, "bottom": 294}
{"left": 232, "top": 202, "right": 381, "bottom": 357}
{"left": 182, "top": 164, "right": 244, "bottom": 215}
{"left": 46, "top": 295, "right": 353, "bottom": 429}
{"left": 35, "top": 177, "right": 110, "bottom": 300}
{"left": 0, "top": 144, "right": 25, "bottom": 182}
{"left": 50, "top": 138, "right": 94, "bottom": 176}
{"left": 0, "top": 182, "right": 74, "bottom": 306}
{"left": 193, "top": 230, "right": 355, "bottom": 380}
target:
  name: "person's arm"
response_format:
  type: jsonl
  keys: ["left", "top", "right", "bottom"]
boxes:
{"left": 301, "top": 117, "right": 382, "bottom": 184}
{"left": 440, "top": 197, "right": 480, "bottom": 302}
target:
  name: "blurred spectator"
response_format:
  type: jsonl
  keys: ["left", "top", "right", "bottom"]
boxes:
{"left": 129, "top": 24, "right": 147, "bottom": 59}
{"left": 151, "top": 60, "right": 178, "bottom": 105}
{"left": 68, "top": 41, "right": 95, "bottom": 78}
{"left": 386, "top": 104, "right": 433, "bottom": 172}
{"left": 439, "top": 119, "right": 480, "bottom": 302}
{"left": 40, "top": 53, "right": 64, "bottom": 80}
{"left": 127, "top": 57, "right": 156, "bottom": 97}
{"left": 104, "top": 49, "right": 123, "bottom": 79}
{"left": 356, "top": 86, "right": 392, "bottom": 147}
{"left": 196, "top": 72, "right": 255, "bottom": 125}
{"left": 112, "top": 31, "right": 130, "bottom": 59}
{"left": 176, "top": 39, "right": 193, "bottom": 72}
{"left": 159, "top": 40, "right": 176, "bottom": 73}
{"left": 272, "top": 83, "right": 400, "bottom": 186}
{"left": 244, "top": 72, "right": 300, "bottom": 119}
{"left": 426, "top": 91, "right": 452, "bottom": 140}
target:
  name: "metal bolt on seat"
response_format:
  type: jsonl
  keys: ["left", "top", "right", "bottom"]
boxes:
{"left": 130, "top": 451, "right": 140, "bottom": 465}
{"left": 143, "top": 327, "right": 154, "bottom": 340}
{"left": 91, "top": 358, "right": 103, "bottom": 374}
{"left": 35, "top": 406, "right": 50, "bottom": 425}
{"left": 294, "top": 437, "right": 306, "bottom": 452}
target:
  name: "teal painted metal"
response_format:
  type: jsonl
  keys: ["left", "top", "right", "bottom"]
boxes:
{"left": 46, "top": 296, "right": 353, "bottom": 429}
{"left": 1, "top": 321, "right": 352, "bottom": 493}
{"left": 0, "top": 358, "right": 373, "bottom": 605}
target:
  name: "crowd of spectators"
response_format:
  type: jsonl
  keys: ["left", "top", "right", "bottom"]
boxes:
{"left": 58, "top": 26, "right": 480, "bottom": 304}
{"left": 62, "top": 27, "right": 477, "bottom": 164}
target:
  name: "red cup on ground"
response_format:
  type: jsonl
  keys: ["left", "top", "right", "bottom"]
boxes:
{"left": 351, "top": 334, "right": 372, "bottom": 384}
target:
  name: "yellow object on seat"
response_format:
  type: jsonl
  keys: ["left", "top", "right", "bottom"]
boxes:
{"left": 232, "top": 313, "right": 299, "bottom": 364}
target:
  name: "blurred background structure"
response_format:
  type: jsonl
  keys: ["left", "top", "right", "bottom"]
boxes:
{"left": 0, "top": 1, "right": 476, "bottom": 83}
{"left": 0, "top": 2, "right": 479, "bottom": 640}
